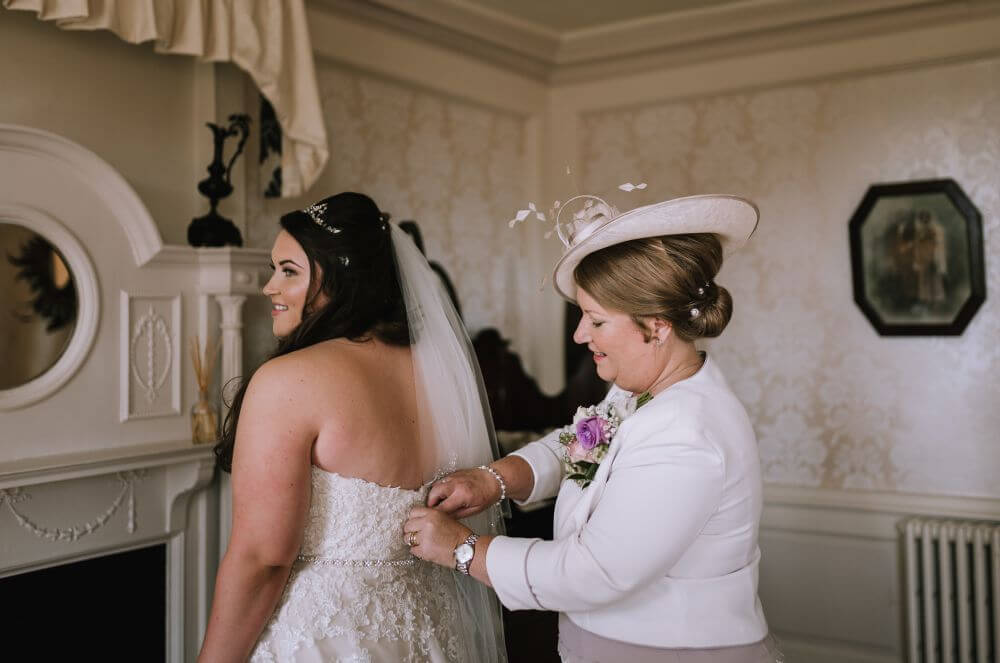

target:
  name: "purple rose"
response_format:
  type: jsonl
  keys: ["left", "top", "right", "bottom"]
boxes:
{"left": 575, "top": 416, "right": 606, "bottom": 450}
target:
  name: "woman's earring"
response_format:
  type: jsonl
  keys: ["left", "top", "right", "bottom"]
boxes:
{"left": 654, "top": 337, "right": 663, "bottom": 347}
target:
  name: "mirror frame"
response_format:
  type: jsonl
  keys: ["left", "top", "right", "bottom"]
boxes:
{"left": 0, "top": 204, "right": 99, "bottom": 410}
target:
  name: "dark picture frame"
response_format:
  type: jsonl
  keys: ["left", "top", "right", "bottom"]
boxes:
{"left": 848, "top": 179, "right": 985, "bottom": 336}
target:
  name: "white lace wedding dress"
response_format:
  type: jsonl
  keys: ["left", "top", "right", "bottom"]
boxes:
{"left": 250, "top": 467, "right": 465, "bottom": 662}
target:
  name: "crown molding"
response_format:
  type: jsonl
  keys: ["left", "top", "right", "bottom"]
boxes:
{"left": 557, "top": 0, "right": 949, "bottom": 63}
{"left": 308, "top": 0, "right": 1000, "bottom": 84}
{"left": 554, "top": 0, "right": 1000, "bottom": 83}
{"left": 308, "top": 0, "right": 553, "bottom": 81}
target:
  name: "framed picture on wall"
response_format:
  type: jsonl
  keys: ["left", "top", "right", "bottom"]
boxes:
{"left": 848, "top": 178, "right": 985, "bottom": 336}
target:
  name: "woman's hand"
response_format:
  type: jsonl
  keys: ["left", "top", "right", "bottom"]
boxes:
{"left": 426, "top": 467, "right": 500, "bottom": 518}
{"left": 404, "top": 506, "right": 472, "bottom": 568}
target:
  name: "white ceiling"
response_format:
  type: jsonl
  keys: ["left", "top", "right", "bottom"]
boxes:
{"left": 458, "top": 0, "right": 742, "bottom": 33}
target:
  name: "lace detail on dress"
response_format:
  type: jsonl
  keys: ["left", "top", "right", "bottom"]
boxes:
{"left": 251, "top": 469, "right": 463, "bottom": 663}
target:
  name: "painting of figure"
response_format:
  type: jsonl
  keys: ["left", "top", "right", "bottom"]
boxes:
{"left": 849, "top": 180, "right": 984, "bottom": 335}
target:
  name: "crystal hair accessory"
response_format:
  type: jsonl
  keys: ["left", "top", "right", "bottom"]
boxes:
{"left": 508, "top": 181, "right": 647, "bottom": 248}
{"left": 304, "top": 202, "right": 342, "bottom": 234}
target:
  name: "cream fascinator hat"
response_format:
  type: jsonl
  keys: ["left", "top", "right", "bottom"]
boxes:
{"left": 539, "top": 191, "right": 759, "bottom": 301}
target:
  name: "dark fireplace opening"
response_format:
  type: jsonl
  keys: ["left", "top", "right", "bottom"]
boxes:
{"left": 0, "top": 543, "right": 166, "bottom": 661}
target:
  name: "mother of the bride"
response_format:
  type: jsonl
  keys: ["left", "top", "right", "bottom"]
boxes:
{"left": 405, "top": 194, "right": 777, "bottom": 662}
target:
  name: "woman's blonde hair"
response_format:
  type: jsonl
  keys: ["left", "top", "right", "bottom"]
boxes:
{"left": 573, "top": 233, "right": 733, "bottom": 343}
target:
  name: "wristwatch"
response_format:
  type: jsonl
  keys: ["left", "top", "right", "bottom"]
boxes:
{"left": 453, "top": 533, "right": 479, "bottom": 575}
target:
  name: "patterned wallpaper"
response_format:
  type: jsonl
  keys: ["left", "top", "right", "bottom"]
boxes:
{"left": 246, "top": 63, "right": 528, "bottom": 340}
{"left": 579, "top": 58, "right": 1000, "bottom": 497}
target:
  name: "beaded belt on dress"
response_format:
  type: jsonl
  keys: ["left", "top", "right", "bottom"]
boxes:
{"left": 296, "top": 554, "right": 415, "bottom": 568}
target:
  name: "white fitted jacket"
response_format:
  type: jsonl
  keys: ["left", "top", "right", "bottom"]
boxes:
{"left": 485, "top": 355, "right": 769, "bottom": 648}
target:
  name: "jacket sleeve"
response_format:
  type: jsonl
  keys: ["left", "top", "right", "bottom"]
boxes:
{"left": 507, "top": 428, "right": 563, "bottom": 505}
{"left": 487, "top": 421, "right": 725, "bottom": 612}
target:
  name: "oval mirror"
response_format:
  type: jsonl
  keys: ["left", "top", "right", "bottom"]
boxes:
{"left": 0, "top": 204, "right": 99, "bottom": 410}
{"left": 1, "top": 223, "right": 78, "bottom": 389}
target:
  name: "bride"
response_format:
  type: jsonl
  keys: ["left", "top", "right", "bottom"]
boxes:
{"left": 198, "top": 192, "right": 506, "bottom": 662}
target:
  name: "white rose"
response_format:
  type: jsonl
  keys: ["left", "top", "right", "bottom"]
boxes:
{"left": 610, "top": 396, "right": 636, "bottom": 420}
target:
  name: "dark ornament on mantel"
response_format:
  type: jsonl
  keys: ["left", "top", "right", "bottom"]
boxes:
{"left": 188, "top": 114, "right": 251, "bottom": 247}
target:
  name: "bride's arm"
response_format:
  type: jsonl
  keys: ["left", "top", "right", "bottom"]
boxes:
{"left": 198, "top": 359, "right": 316, "bottom": 662}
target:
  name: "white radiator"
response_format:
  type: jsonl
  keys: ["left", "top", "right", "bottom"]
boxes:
{"left": 901, "top": 518, "right": 1000, "bottom": 663}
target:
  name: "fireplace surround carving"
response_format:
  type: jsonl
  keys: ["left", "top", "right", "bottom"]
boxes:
{"left": 0, "top": 124, "right": 267, "bottom": 661}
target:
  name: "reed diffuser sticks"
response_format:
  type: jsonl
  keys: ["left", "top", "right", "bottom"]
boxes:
{"left": 189, "top": 334, "right": 220, "bottom": 444}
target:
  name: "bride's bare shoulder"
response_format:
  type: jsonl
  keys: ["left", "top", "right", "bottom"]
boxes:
{"left": 249, "top": 340, "right": 395, "bottom": 403}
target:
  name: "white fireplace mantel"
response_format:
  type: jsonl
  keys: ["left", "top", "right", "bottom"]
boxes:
{"left": 0, "top": 439, "right": 213, "bottom": 493}
{"left": 0, "top": 441, "right": 216, "bottom": 661}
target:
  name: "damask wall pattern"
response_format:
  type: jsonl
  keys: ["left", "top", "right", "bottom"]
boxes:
{"left": 579, "top": 57, "right": 1000, "bottom": 497}
{"left": 247, "top": 63, "right": 528, "bottom": 341}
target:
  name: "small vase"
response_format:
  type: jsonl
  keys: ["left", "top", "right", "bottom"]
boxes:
{"left": 191, "top": 394, "right": 218, "bottom": 445}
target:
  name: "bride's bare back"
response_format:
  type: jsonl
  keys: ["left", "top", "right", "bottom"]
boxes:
{"left": 299, "top": 337, "right": 423, "bottom": 490}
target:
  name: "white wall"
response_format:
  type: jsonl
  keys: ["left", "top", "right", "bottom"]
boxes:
{"left": 0, "top": 10, "right": 245, "bottom": 246}
{"left": 0, "top": 6, "right": 556, "bottom": 388}
{"left": 562, "top": 33, "right": 1000, "bottom": 501}
{"left": 243, "top": 5, "right": 553, "bottom": 379}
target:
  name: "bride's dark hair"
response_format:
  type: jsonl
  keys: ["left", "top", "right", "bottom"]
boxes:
{"left": 214, "top": 192, "right": 410, "bottom": 472}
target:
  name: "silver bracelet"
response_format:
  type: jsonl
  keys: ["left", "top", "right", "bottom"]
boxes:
{"left": 478, "top": 464, "right": 506, "bottom": 505}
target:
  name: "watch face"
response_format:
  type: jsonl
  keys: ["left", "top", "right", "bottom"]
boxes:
{"left": 455, "top": 543, "right": 474, "bottom": 564}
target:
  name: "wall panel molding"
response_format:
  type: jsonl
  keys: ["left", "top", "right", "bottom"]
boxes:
{"left": 119, "top": 292, "right": 182, "bottom": 422}
{"left": 765, "top": 484, "right": 1000, "bottom": 523}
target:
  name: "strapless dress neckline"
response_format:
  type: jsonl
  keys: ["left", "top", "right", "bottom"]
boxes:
{"left": 309, "top": 465, "right": 429, "bottom": 494}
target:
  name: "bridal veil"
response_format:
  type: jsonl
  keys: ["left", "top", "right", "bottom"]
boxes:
{"left": 389, "top": 223, "right": 508, "bottom": 663}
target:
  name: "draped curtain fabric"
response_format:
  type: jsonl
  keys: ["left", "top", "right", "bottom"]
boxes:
{"left": 4, "top": 0, "right": 329, "bottom": 197}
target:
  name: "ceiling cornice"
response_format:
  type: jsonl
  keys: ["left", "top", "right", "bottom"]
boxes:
{"left": 308, "top": 0, "right": 1000, "bottom": 84}
{"left": 310, "top": 0, "right": 554, "bottom": 80}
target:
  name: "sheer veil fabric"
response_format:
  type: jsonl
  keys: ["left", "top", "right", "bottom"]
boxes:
{"left": 389, "top": 223, "right": 508, "bottom": 663}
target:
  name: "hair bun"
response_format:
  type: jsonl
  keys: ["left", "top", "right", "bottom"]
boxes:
{"left": 688, "top": 283, "right": 732, "bottom": 339}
